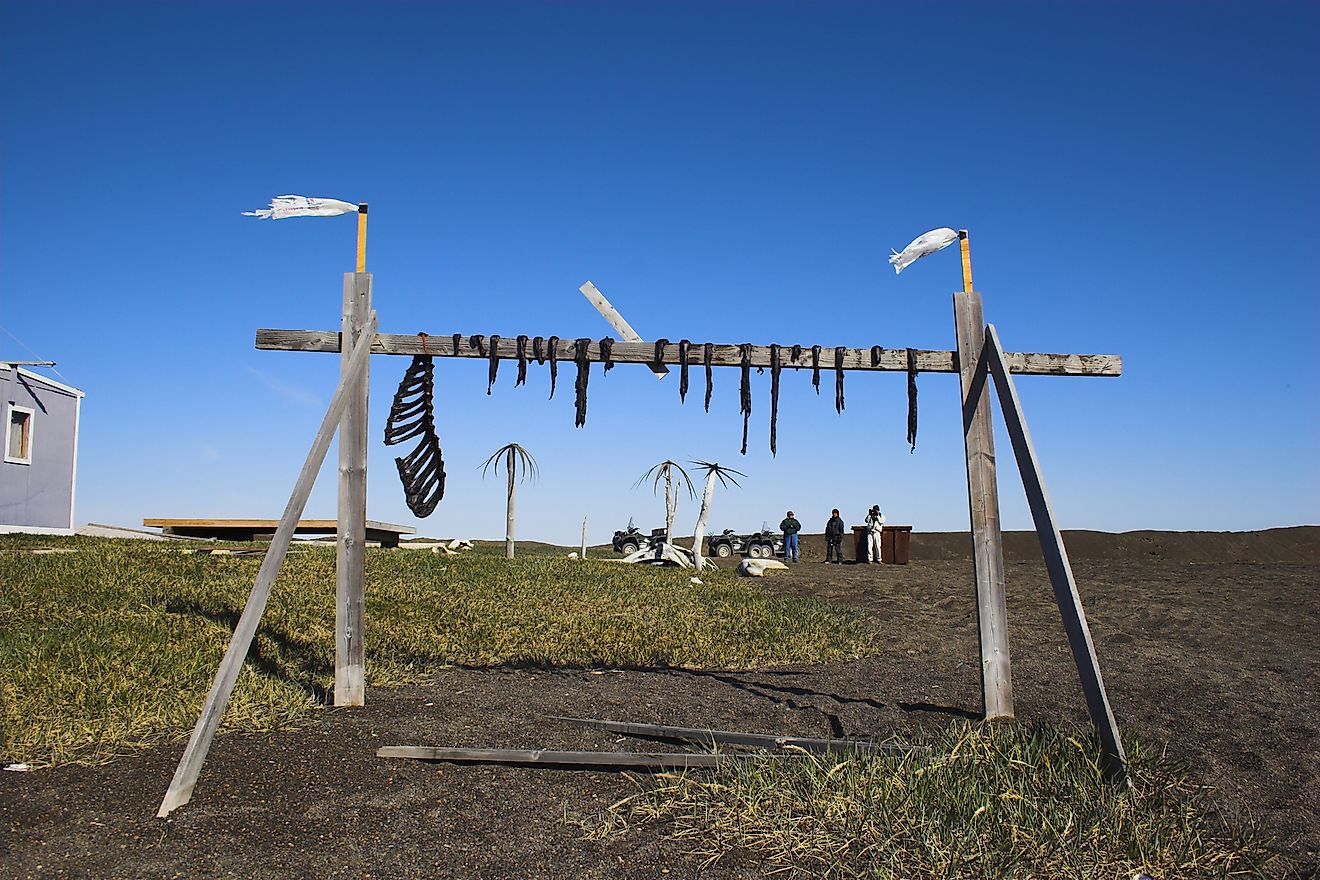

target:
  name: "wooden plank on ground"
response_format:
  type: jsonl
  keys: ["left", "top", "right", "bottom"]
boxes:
{"left": 954, "top": 292, "right": 1014, "bottom": 720}
{"left": 255, "top": 329, "right": 1123, "bottom": 377}
{"left": 547, "top": 716, "right": 917, "bottom": 757}
{"left": 981, "top": 323, "right": 1129, "bottom": 783}
{"left": 156, "top": 312, "right": 379, "bottom": 819}
{"left": 377, "top": 746, "right": 798, "bottom": 770}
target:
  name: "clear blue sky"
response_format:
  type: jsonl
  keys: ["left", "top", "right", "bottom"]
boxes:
{"left": 3, "top": 1, "right": 1316, "bottom": 543}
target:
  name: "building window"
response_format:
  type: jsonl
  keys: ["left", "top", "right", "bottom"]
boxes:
{"left": 6, "top": 404, "right": 34, "bottom": 465}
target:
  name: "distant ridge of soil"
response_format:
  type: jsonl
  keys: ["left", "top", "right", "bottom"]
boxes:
{"left": 435, "top": 527, "right": 1320, "bottom": 565}
{"left": 901, "top": 525, "right": 1320, "bottom": 564}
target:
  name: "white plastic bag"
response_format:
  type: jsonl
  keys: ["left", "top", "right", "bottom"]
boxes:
{"left": 889, "top": 227, "right": 959, "bottom": 275}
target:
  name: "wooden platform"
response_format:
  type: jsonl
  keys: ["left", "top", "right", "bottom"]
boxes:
{"left": 143, "top": 518, "right": 416, "bottom": 548}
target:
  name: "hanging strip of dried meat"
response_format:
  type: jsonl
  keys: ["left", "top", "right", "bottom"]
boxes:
{"left": 871, "top": 345, "right": 884, "bottom": 368}
{"left": 573, "top": 338, "right": 592, "bottom": 427}
{"left": 678, "top": 340, "right": 690, "bottom": 403}
{"left": 703, "top": 343, "right": 714, "bottom": 413}
{"left": 811, "top": 345, "right": 822, "bottom": 393}
{"left": 653, "top": 338, "right": 669, "bottom": 373}
{"left": 469, "top": 335, "right": 486, "bottom": 357}
{"left": 790, "top": 344, "right": 803, "bottom": 367}
{"left": 485, "top": 334, "right": 501, "bottom": 395}
{"left": 532, "top": 336, "right": 545, "bottom": 365}
{"left": 769, "top": 344, "right": 782, "bottom": 456}
{"left": 834, "top": 347, "right": 846, "bottom": 414}
{"left": 515, "top": 336, "right": 529, "bottom": 386}
{"left": 451, "top": 333, "right": 461, "bottom": 354}
{"left": 906, "top": 347, "right": 919, "bottom": 453}
{"left": 739, "top": 344, "right": 752, "bottom": 455}
{"left": 547, "top": 336, "right": 560, "bottom": 399}
{"left": 600, "top": 337, "right": 615, "bottom": 372}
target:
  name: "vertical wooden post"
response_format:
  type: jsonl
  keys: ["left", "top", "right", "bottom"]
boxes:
{"left": 581, "top": 515, "right": 588, "bottom": 560}
{"left": 158, "top": 314, "right": 378, "bottom": 818}
{"left": 982, "top": 324, "right": 1128, "bottom": 782}
{"left": 953, "top": 291, "right": 1014, "bottom": 720}
{"left": 336, "top": 271, "right": 371, "bottom": 707}
{"left": 505, "top": 447, "right": 516, "bottom": 559}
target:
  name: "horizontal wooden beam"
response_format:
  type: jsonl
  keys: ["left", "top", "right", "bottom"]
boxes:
{"left": 256, "top": 329, "right": 1122, "bottom": 377}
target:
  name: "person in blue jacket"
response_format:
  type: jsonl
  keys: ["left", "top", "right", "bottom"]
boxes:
{"left": 779, "top": 510, "right": 801, "bottom": 563}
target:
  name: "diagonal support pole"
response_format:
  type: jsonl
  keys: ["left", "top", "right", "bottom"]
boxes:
{"left": 980, "top": 323, "right": 1128, "bottom": 783}
{"left": 157, "top": 312, "right": 379, "bottom": 818}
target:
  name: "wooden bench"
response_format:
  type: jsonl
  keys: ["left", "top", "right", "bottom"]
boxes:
{"left": 143, "top": 518, "right": 416, "bottom": 548}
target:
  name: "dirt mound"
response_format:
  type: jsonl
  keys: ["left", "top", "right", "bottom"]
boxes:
{"left": 790, "top": 526, "right": 1319, "bottom": 565}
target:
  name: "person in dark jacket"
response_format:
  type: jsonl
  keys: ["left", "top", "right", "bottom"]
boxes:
{"left": 779, "top": 511, "right": 801, "bottom": 562}
{"left": 824, "top": 509, "right": 846, "bottom": 564}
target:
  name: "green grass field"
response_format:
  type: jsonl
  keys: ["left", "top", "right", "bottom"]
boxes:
{"left": 1, "top": 535, "right": 1280, "bottom": 877}
{"left": 0, "top": 536, "right": 869, "bottom": 766}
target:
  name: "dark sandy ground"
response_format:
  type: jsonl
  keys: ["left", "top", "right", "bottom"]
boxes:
{"left": 3, "top": 528, "right": 1317, "bottom": 879}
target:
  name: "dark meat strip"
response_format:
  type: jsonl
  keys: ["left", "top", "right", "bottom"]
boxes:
{"left": 469, "top": 335, "right": 486, "bottom": 357}
{"left": 573, "top": 338, "right": 591, "bottom": 427}
{"left": 834, "top": 346, "right": 846, "bottom": 413}
{"left": 533, "top": 336, "right": 546, "bottom": 365}
{"left": 790, "top": 344, "right": 803, "bottom": 367}
{"left": 515, "top": 335, "right": 529, "bottom": 386}
{"left": 906, "top": 347, "right": 919, "bottom": 453}
{"left": 703, "top": 343, "right": 714, "bottom": 412}
{"left": 678, "top": 340, "right": 691, "bottom": 403}
{"left": 601, "top": 337, "right": 615, "bottom": 373}
{"left": 769, "top": 344, "right": 782, "bottom": 456}
{"left": 871, "top": 345, "right": 884, "bottom": 368}
{"left": 653, "top": 338, "right": 669, "bottom": 373}
{"left": 739, "top": 344, "right": 752, "bottom": 455}
{"left": 811, "top": 345, "right": 822, "bottom": 393}
{"left": 451, "top": 333, "right": 461, "bottom": 354}
{"left": 486, "top": 334, "right": 501, "bottom": 395}
{"left": 547, "top": 336, "right": 560, "bottom": 399}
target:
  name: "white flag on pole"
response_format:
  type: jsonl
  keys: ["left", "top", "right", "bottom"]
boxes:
{"left": 242, "top": 195, "right": 359, "bottom": 220}
{"left": 889, "top": 227, "right": 959, "bottom": 275}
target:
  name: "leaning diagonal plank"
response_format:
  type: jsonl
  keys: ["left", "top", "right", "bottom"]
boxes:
{"left": 981, "top": 323, "right": 1129, "bottom": 784}
{"left": 377, "top": 746, "right": 798, "bottom": 770}
{"left": 548, "top": 715, "right": 918, "bottom": 758}
{"left": 157, "top": 312, "right": 379, "bottom": 818}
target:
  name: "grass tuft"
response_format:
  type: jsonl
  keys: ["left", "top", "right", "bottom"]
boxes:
{"left": 585, "top": 722, "right": 1282, "bottom": 879}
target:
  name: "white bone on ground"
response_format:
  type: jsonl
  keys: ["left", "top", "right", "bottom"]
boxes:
{"left": 738, "top": 558, "right": 789, "bottom": 577}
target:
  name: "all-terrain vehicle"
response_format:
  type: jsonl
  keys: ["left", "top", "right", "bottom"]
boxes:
{"left": 612, "top": 520, "right": 668, "bottom": 555}
{"left": 707, "top": 527, "right": 783, "bottom": 559}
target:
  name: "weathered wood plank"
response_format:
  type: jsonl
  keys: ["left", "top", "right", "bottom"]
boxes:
{"left": 578, "top": 280, "right": 668, "bottom": 377}
{"left": 954, "top": 292, "right": 1014, "bottom": 721}
{"left": 336, "top": 272, "right": 370, "bottom": 708}
{"left": 157, "top": 313, "right": 379, "bottom": 819}
{"left": 143, "top": 518, "right": 414, "bottom": 534}
{"left": 982, "top": 323, "right": 1129, "bottom": 783}
{"left": 377, "top": 746, "right": 795, "bottom": 770}
{"left": 547, "top": 716, "right": 916, "bottom": 757}
{"left": 255, "top": 329, "right": 1123, "bottom": 377}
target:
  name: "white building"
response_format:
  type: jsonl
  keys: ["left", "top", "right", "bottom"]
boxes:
{"left": 1, "top": 363, "right": 84, "bottom": 535}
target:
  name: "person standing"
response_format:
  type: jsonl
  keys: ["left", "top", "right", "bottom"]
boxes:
{"left": 865, "top": 505, "right": 885, "bottom": 563}
{"left": 780, "top": 510, "right": 801, "bottom": 563}
{"left": 824, "top": 509, "right": 846, "bottom": 564}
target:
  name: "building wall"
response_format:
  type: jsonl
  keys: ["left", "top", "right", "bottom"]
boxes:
{"left": 0, "top": 366, "right": 83, "bottom": 533}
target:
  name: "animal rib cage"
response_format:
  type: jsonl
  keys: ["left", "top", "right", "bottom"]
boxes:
{"left": 384, "top": 354, "right": 445, "bottom": 517}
